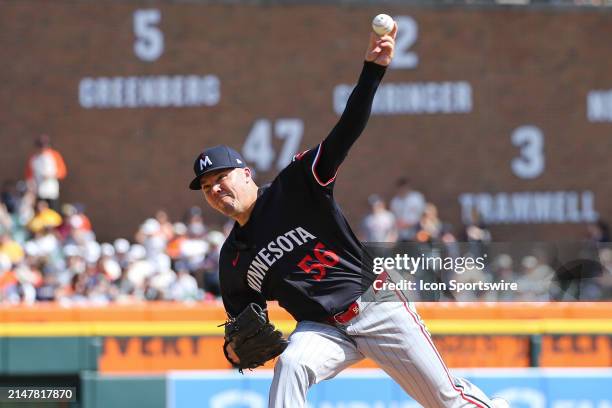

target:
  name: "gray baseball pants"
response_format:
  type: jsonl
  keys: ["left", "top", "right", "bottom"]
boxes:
{"left": 268, "top": 289, "right": 494, "bottom": 408}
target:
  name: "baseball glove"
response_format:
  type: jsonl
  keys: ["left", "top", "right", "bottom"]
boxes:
{"left": 222, "top": 303, "right": 289, "bottom": 372}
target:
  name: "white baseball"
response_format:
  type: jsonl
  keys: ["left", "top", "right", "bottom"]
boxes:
{"left": 371, "top": 14, "right": 394, "bottom": 36}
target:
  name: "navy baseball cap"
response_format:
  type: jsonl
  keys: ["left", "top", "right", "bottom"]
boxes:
{"left": 189, "top": 145, "right": 246, "bottom": 190}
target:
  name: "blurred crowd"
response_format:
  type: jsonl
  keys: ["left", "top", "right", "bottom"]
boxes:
{"left": 0, "top": 185, "right": 228, "bottom": 304}
{"left": 0, "top": 135, "right": 228, "bottom": 304}
{"left": 1, "top": 137, "right": 610, "bottom": 304}
{"left": 360, "top": 178, "right": 612, "bottom": 301}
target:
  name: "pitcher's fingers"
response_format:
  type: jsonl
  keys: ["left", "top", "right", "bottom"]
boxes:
{"left": 377, "top": 40, "right": 394, "bottom": 50}
{"left": 368, "top": 32, "right": 379, "bottom": 48}
{"left": 389, "top": 21, "right": 398, "bottom": 38}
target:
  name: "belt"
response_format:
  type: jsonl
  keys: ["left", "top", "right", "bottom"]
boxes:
{"left": 326, "top": 301, "right": 360, "bottom": 325}
{"left": 325, "top": 271, "right": 389, "bottom": 325}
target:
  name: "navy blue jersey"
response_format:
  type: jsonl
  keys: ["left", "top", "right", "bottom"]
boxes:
{"left": 220, "top": 62, "right": 386, "bottom": 322}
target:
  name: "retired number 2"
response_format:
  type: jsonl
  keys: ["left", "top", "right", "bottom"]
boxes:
{"left": 297, "top": 242, "right": 339, "bottom": 281}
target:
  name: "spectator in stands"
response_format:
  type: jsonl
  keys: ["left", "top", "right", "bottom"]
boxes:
{"left": 0, "top": 254, "right": 17, "bottom": 302}
{"left": 125, "top": 243, "right": 153, "bottom": 296}
{"left": 70, "top": 203, "right": 93, "bottom": 232}
{"left": 31, "top": 226, "right": 61, "bottom": 265}
{"left": 389, "top": 177, "right": 425, "bottom": 241}
{"left": 66, "top": 268, "right": 89, "bottom": 304}
{"left": 142, "top": 276, "right": 163, "bottom": 301}
{"left": 166, "top": 222, "right": 188, "bottom": 263}
{"left": 201, "top": 230, "right": 224, "bottom": 297}
{"left": 181, "top": 223, "right": 209, "bottom": 275}
{"left": 16, "top": 187, "right": 36, "bottom": 231}
{"left": 184, "top": 206, "right": 206, "bottom": 239}
{"left": 115, "top": 262, "right": 136, "bottom": 301}
{"left": 587, "top": 220, "right": 610, "bottom": 243}
{"left": 550, "top": 242, "right": 608, "bottom": 301}
{"left": 168, "top": 261, "right": 200, "bottom": 301}
{"left": 1, "top": 180, "right": 19, "bottom": 215}
{"left": 56, "top": 204, "right": 74, "bottom": 241}
{"left": 99, "top": 243, "right": 121, "bottom": 283}
{"left": 113, "top": 238, "right": 131, "bottom": 270}
{"left": 415, "top": 203, "right": 443, "bottom": 243}
{"left": 148, "top": 253, "right": 176, "bottom": 299}
{"left": 0, "top": 203, "right": 13, "bottom": 236}
{"left": 598, "top": 248, "right": 612, "bottom": 299}
{"left": 492, "top": 254, "right": 516, "bottom": 300}
{"left": 135, "top": 218, "right": 168, "bottom": 272}
{"left": 0, "top": 231, "right": 24, "bottom": 265}
{"left": 461, "top": 208, "right": 491, "bottom": 260}
{"left": 361, "top": 194, "right": 397, "bottom": 242}
{"left": 56, "top": 244, "right": 83, "bottom": 294}
{"left": 438, "top": 225, "right": 461, "bottom": 280}
{"left": 452, "top": 261, "right": 493, "bottom": 301}
{"left": 155, "top": 210, "right": 174, "bottom": 241}
{"left": 17, "top": 249, "right": 43, "bottom": 303}
{"left": 25, "top": 134, "right": 67, "bottom": 212}
{"left": 516, "top": 255, "right": 554, "bottom": 301}
{"left": 27, "top": 200, "right": 62, "bottom": 235}
{"left": 462, "top": 208, "right": 492, "bottom": 243}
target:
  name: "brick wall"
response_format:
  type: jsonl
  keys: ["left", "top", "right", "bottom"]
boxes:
{"left": 1, "top": 2, "right": 610, "bottom": 241}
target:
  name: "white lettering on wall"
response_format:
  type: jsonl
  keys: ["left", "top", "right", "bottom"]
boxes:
{"left": 587, "top": 89, "right": 612, "bottom": 122}
{"left": 79, "top": 75, "right": 220, "bottom": 109}
{"left": 459, "top": 191, "right": 599, "bottom": 224}
{"left": 334, "top": 81, "right": 472, "bottom": 115}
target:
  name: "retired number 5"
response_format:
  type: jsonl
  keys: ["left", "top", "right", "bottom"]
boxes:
{"left": 297, "top": 242, "right": 339, "bottom": 281}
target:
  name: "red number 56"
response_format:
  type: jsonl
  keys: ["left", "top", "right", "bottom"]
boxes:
{"left": 297, "top": 242, "right": 339, "bottom": 281}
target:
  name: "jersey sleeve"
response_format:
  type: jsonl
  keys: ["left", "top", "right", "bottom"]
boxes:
{"left": 221, "top": 288, "right": 266, "bottom": 318}
{"left": 311, "top": 61, "right": 387, "bottom": 187}
{"left": 219, "top": 243, "right": 267, "bottom": 318}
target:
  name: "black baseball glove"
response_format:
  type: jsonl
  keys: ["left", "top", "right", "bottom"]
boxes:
{"left": 222, "top": 303, "right": 289, "bottom": 372}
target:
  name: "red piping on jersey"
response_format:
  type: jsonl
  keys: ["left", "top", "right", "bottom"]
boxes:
{"left": 393, "top": 289, "right": 488, "bottom": 408}
{"left": 293, "top": 150, "right": 308, "bottom": 161}
{"left": 311, "top": 143, "right": 339, "bottom": 187}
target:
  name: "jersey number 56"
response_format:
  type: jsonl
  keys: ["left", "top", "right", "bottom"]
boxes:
{"left": 297, "top": 242, "right": 339, "bottom": 281}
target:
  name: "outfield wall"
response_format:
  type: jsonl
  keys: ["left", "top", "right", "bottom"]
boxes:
{"left": 1, "top": 303, "right": 610, "bottom": 407}
{"left": 1, "top": 303, "right": 610, "bottom": 373}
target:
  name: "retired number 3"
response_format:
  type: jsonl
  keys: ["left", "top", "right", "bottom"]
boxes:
{"left": 297, "top": 242, "right": 339, "bottom": 281}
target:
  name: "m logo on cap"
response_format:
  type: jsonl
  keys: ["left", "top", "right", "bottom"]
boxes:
{"left": 199, "top": 156, "right": 213, "bottom": 171}
{"left": 189, "top": 145, "right": 246, "bottom": 190}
